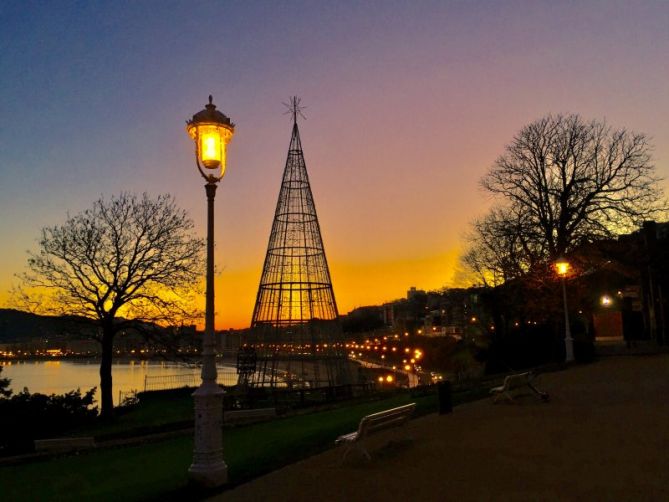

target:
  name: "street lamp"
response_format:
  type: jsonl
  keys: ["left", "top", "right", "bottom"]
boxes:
{"left": 186, "top": 95, "right": 235, "bottom": 487}
{"left": 554, "top": 258, "right": 574, "bottom": 363}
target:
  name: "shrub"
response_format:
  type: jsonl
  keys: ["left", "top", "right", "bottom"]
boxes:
{"left": 0, "top": 383, "right": 98, "bottom": 455}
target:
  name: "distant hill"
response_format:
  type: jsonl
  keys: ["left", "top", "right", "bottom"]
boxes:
{"left": 0, "top": 309, "right": 97, "bottom": 343}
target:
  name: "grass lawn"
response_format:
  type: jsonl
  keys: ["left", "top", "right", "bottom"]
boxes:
{"left": 0, "top": 392, "right": 438, "bottom": 501}
{"left": 72, "top": 388, "right": 195, "bottom": 440}
{"left": 0, "top": 437, "right": 192, "bottom": 501}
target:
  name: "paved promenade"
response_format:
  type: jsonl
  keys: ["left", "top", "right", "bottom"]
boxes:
{"left": 218, "top": 354, "right": 669, "bottom": 501}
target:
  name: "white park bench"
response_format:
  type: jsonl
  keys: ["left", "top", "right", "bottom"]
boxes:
{"left": 490, "top": 372, "right": 549, "bottom": 403}
{"left": 335, "top": 403, "right": 416, "bottom": 461}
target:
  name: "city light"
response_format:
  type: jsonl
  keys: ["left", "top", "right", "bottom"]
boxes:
{"left": 555, "top": 259, "right": 570, "bottom": 277}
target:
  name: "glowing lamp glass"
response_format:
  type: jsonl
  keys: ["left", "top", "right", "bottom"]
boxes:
{"left": 201, "top": 129, "right": 222, "bottom": 168}
{"left": 555, "top": 260, "right": 570, "bottom": 276}
{"left": 188, "top": 123, "right": 234, "bottom": 175}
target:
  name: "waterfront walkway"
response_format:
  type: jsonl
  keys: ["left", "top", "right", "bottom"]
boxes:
{"left": 218, "top": 354, "right": 669, "bottom": 501}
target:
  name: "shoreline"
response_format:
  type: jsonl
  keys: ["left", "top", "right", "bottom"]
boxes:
{"left": 0, "top": 355, "right": 234, "bottom": 364}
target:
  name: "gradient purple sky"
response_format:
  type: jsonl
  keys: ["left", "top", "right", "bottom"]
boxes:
{"left": 1, "top": 1, "right": 667, "bottom": 328}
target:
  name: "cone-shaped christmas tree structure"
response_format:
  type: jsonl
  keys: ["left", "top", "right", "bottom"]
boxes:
{"left": 240, "top": 98, "right": 350, "bottom": 389}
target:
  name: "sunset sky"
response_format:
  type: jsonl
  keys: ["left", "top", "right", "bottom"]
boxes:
{"left": 1, "top": 1, "right": 668, "bottom": 329}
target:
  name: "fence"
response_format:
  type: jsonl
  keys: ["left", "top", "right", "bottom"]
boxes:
{"left": 229, "top": 382, "right": 378, "bottom": 411}
{"left": 143, "top": 369, "right": 238, "bottom": 391}
{"left": 118, "top": 389, "right": 139, "bottom": 405}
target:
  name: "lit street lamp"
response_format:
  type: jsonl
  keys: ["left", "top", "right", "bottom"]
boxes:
{"left": 555, "top": 258, "right": 574, "bottom": 363}
{"left": 186, "top": 96, "right": 235, "bottom": 487}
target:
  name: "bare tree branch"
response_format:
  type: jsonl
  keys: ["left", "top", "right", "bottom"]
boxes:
{"left": 13, "top": 192, "right": 204, "bottom": 416}
{"left": 466, "top": 114, "right": 667, "bottom": 283}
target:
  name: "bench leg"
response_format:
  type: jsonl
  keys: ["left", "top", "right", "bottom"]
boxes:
{"left": 340, "top": 444, "right": 353, "bottom": 463}
{"left": 493, "top": 391, "right": 515, "bottom": 404}
{"left": 340, "top": 442, "right": 371, "bottom": 463}
{"left": 358, "top": 444, "right": 371, "bottom": 461}
{"left": 351, "top": 442, "right": 371, "bottom": 461}
{"left": 527, "top": 382, "right": 550, "bottom": 401}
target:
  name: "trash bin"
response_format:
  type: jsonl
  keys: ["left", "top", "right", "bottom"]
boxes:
{"left": 438, "top": 380, "right": 452, "bottom": 415}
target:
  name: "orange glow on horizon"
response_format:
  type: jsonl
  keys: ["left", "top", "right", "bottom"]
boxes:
{"left": 1, "top": 246, "right": 467, "bottom": 332}
{"left": 211, "top": 247, "right": 465, "bottom": 329}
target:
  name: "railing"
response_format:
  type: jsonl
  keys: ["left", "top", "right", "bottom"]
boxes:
{"left": 229, "top": 382, "right": 378, "bottom": 410}
{"left": 143, "top": 369, "right": 238, "bottom": 391}
{"left": 118, "top": 389, "right": 139, "bottom": 405}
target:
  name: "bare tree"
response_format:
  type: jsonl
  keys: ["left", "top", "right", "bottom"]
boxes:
{"left": 463, "top": 206, "right": 543, "bottom": 286}
{"left": 15, "top": 193, "right": 203, "bottom": 417}
{"left": 465, "top": 114, "right": 666, "bottom": 283}
{"left": 0, "top": 366, "right": 11, "bottom": 398}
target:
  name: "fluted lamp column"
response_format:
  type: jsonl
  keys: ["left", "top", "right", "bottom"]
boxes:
{"left": 186, "top": 95, "right": 235, "bottom": 487}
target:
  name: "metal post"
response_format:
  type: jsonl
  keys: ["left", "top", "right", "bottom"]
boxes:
{"left": 562, "top": 277, "right": 574, "bottom": 363}
{"left": 438, "top": 380, "right": 452, "bottom": 414}
{"left": 189, "top": 181, "right": 227, "bottom": 486}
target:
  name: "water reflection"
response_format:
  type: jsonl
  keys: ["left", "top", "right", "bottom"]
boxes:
{"left": 0, "top": 360, "right": 236, "bottom": 405}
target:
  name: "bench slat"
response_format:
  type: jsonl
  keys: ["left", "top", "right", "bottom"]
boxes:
{"left": 363, "top": 415, "right": 411, "bottom": 434}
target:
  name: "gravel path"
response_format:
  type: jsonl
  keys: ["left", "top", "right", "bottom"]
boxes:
{"left": 215, "top": 354, "right": 669, "bottom": 501}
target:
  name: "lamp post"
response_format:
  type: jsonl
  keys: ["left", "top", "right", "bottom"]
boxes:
{"left": 186, "top": 95, "right": 235, "bottom": 487}
{"left": 555, "top": 258, "right": 574, "bottom": 363}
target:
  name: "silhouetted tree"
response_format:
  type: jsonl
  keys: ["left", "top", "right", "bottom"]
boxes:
{"left": 341, "top": 307, "right": 385, "bottom": 334}
{"left": 0, "top": 366, "right": 11, "bottom": 398}
{"left": 465, "top": 114, "right": 666, "bottom": 283}
{"left": 463, "top": 206, "right": 541, "bottom": 286}
{"left": 15, "top": 193, "right": 203, "bottom": 417}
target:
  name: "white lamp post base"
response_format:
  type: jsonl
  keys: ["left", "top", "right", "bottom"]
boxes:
{"left": 189, "top": 385, "right": 227, "bottom": 487}
{"left": 188, "top": 463, "right": 228, "bottom": 488}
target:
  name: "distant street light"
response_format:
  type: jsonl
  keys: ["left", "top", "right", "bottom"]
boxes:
{"left": 186, "top": 95, "right": 235, "bottom": 487}
{"left": 555, "top": 258, "right": 574, "bottom": 363}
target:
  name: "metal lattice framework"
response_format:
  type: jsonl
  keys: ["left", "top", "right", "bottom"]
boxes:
{"left": 241, "top": 98, "right": 350, "bottom": 389}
